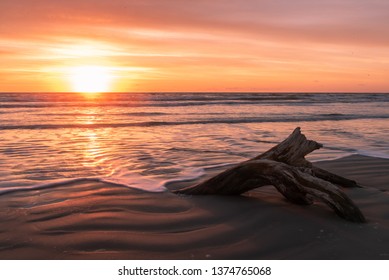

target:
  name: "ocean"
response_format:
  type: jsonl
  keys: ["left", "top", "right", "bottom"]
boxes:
{"left": 0, "top": 92, "right": 388, "bottom": 193}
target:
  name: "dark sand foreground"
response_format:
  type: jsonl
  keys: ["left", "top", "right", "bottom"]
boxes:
{"left": 0, "top": 155, "right": 388, "bottom": 259}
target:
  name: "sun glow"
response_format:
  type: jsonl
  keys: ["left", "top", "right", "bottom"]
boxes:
{"left": 69, "top": 65, "right": 113, "bottom": 93}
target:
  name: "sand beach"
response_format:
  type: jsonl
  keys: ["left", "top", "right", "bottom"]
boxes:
{"left": 1, "top": 1, "right": 389, "bottom": 274}
{"left": 0, "top": 154, "right": 388, "bottom": 260}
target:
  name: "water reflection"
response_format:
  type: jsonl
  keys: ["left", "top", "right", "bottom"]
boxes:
{"left": 1, "top": 93, "right": 388, "bottom": 192}
{"left": 83, "top": 130, "right": 100, "bottom": 168}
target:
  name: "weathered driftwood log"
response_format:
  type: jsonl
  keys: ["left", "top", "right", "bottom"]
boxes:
{"left": 174, "top": 127, "right": 366, "bottom": 223}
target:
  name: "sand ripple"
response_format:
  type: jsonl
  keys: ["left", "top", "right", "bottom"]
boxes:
{"left": 1, "top": 155, "right": 389, "bottom": 259}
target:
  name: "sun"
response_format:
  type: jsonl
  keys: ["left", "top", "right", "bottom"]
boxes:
{"left": 69, "top": 65, "right": 112, "bottom": 93}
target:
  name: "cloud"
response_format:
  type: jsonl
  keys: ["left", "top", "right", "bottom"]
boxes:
{"left": 0, "top": 0, "right": 388, "bottom": 91}
{"left": 2, "top": 0, "right": 389, "bottom": 45}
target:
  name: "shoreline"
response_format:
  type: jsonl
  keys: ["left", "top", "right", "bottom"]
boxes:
{"left": 3, "top": 152, "right": 389, "bottom": 197}
{"left": 0, "top": 154, "right": 388, "bottom": 259}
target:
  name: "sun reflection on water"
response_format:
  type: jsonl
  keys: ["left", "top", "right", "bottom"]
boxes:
{"left": 82, "top": 108, "right": 99, "bottom": 125}
{"left": 83, "top": 130, "right": 100, "bottom": 168}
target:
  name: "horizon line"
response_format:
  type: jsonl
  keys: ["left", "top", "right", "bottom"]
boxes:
{"left": 1, "top": 91, "right": 389, "bottom": 94}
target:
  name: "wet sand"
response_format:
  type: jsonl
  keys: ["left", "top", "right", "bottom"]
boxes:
{"left": 0, "top": 155, "right": 388, "bottom": 259}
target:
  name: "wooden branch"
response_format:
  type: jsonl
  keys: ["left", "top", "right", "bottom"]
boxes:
{"left": 174, "top": 127, "right": 366, "bottom": 223}
{"left": 253, "top": 127, "right": 322, "bottom": 167}
{"left": 254, "top": 127, "right": 362, "bottom": 188}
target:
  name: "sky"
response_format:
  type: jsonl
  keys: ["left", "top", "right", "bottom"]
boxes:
{"left": 0, "top": 0, "right": 389, "bottom": 92}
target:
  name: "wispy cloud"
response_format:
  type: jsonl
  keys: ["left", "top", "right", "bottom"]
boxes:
{"left": 0, "top": 0, "right": 388, "bottom": 92}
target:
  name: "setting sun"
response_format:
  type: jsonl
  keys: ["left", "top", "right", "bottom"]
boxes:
{"left": 69, "top": 65, "right": 112, "bottom": 93}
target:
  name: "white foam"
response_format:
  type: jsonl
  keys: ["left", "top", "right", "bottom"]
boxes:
{"left": 0, "top": 167, "right": 208, "bottom": 196}
{"left": 101, "top": 176, "right": 167, "bottom": 192}
{"left": 0, "top": 176, "right": 167, "bottom": 196}
{"left": 161, "top": 167, "right": 205, "bottom": 189}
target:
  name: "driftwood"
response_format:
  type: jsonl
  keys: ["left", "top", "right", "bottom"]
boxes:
{"left": 174, "top": 127, "right": 366, "bottom": 223}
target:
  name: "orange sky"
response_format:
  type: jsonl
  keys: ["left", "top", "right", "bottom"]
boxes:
{"left": 1, "top": 0, "right": 389, "bottom": 92}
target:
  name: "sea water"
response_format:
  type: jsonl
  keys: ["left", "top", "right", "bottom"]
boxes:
{"left": 0, "top": 92, "right": 388, "bottom": 192}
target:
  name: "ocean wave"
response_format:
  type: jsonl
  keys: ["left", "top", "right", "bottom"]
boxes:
{"left": 33, "top": 112, "right": 167, "bottom": 117}
{"left": 0, "top": 176, "right": 167, "bottom": 197}
{"left": 1, "top": 149, "right": 388, "bottom": 197}
{"left": 0, "top": 178, "right": 103, "bottom": 196}
{"left": 1, "top": 114, "right": 388, "bottom": 130}
{"left": 0, "top": 159, "right": 241, "bottom": 196}
{"left": 0, "top": 168, "right": 207, "bottom": 196}
{"left": 168, "top": 147, "right": 250, "bottom": 158}
{"left": 0, "top": 100, "right": 300, "bottom": 108}
{"left": 2, "top": 93, "right": 389, "bottom": 109}
{"left": 2, "top": 92, "right": 389, "bottom": 102}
